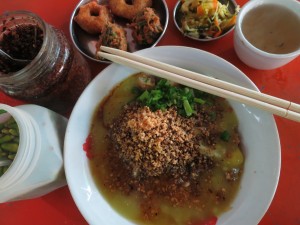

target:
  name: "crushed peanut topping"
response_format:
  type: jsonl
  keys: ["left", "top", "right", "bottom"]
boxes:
{"left": 110, "top": 103, "right": 220, "bottom": 178}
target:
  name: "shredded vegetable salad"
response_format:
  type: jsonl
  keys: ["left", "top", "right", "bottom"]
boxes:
{"left": 180, "top": 0, "right": 239, "bottom": 39}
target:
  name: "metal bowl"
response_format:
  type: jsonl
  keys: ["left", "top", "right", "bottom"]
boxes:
{"left": 70, "top": 0, "right": 169, "bottom": 63}
{"left": 174, "top": 0, "right": 238, "bottom": 41}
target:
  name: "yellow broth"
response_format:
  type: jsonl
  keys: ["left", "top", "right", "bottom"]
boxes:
{"left": 88, "top": 74, "right": 244, "bottom": 225}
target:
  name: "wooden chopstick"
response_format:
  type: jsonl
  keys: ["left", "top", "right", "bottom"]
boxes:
{"left": 100, "top": 46, "right": 300, "bottom": 114}
{"left": 97, "top": 47, "right": 300, "bottom": 123}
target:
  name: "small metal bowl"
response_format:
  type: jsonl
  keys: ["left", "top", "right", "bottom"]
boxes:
{"left": 70, "top": 0, "right": 169, "bottom": 63}
{"left": 174, "top": 0, "right": 238, "bottom": 41}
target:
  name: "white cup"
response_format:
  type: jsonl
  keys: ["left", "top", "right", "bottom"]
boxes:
{"left": 234, "top": 0, "right": 300, "bottom": 70}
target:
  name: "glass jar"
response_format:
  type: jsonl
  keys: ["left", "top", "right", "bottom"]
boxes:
{"left": 0, "top": 104, "right": 67, "bottom": 203}
{"left": 0, "top": 11, "right": 91, "bottom": 114}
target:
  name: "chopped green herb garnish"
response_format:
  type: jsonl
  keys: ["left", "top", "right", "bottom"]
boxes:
{"left": 138, "top": 90, "right": 150, "bottom": 101}
{"left": 0, "top": 109, "right": 7, "bottom": 115}
{"left": 183, "top": 98, "right": 194, "bottom": 117}
{"left": 220, "top": 130, "right": 231, "bottom": 142}
{"left": 194, "top": 97, "right": 206, "bottom": 105}
{"left": 136, "top": 79, "right": 206, "bottom": 117}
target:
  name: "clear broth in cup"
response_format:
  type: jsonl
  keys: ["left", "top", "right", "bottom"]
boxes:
{"left": 241, "top": 4, "right": 300, "bottom": 54}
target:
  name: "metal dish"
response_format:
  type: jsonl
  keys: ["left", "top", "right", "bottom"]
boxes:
{"left": 174, "top": 0, "right": 238, "bottom": 41}
{"left": 70, "top": 0, "right": 169, "bottom": 63}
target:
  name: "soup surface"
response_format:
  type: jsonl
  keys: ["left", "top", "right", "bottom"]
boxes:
{"left": 87, "top": 73, "right": 244, "bottom": 225}
{"left": 242, "top": 4, "right": 300, "bottom": 54}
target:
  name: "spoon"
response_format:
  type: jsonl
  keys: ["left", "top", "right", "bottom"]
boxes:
{"left": 0, "top": 48, "right": 31, "bottom": 66}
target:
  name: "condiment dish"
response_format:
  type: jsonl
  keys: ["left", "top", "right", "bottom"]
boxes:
{"left": 173, "top": 0, "right": 238, "bottom": 41}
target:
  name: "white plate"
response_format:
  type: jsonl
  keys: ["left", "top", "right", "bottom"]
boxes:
{"left": 64, "top": 46, "right": 280, "bottom": 225}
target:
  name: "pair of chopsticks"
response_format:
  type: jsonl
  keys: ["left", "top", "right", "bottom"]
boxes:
{"left": 98, "top": 46, "right": 300, "bottom": 123}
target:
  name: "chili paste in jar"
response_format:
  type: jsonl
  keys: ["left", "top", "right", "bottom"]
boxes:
{"left": 0, "top": 23, "right": 43, "bottom": 73}
{"left": 0, "top": 11, "right": 91, "bottom": 114}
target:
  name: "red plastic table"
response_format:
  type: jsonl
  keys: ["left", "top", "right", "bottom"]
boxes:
{"left": 0, "top": 0, "right": 300, "bottom": 224}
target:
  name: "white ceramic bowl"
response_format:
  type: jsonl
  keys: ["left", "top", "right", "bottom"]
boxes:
{"left": 64, "top": 46, "right": 281, "bottom": 225}
{"left": 234, "top": 0, "right": 300, "bottom": 70}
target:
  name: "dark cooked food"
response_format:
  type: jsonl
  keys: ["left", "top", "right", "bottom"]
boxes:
{"left": 129, "top": 7, "right": 163, "bottom": 45}
{"left": 96, "top": 22, "right": 127, "bottom": 57}
{"left": 109, "top": 0, "right": 153, "bottom": 20}
{"left": 88, "top": 73, "right": 244, "bottom": 224}
{"left": 74, "top": 1, "right": 112, "bottom": 34}
{"left": 0, "top": 24, "right": 43, "bottom": 73}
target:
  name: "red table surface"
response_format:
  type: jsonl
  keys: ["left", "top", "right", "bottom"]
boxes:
{"left": 0, "top": 0, "right": 300, "bottom": 224}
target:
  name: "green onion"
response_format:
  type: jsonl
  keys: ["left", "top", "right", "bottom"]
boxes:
{"left": 150, "top": 90, "right": 163, "bottom": 101}
{"left": 194, "top": 98, "right": 205, "bottom": 104}
{"left": 220, "top": 130, "right": 231, "bottom": 142}
{"left": 138, "top": 90, "right": 150, "bottom": 101}
{"left": 137, "top": 78, "right": 209, "bottom": 117}
{"left": 183, "top": 99, "right": 194, "bottom": 116}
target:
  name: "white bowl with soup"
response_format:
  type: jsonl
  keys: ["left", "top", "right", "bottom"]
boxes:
{"left": 64, "top": 46, "right": 280, "bottom": 225}
{"left": 234, "top": 0, "right": 300, "bottom": 70}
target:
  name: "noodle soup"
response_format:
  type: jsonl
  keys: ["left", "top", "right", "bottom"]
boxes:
{"left": 86, "top": 73, "right": 244, "bottom": 225}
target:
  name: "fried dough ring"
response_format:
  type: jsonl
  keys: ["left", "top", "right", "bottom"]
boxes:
{"left": 74, "top": 1, "right": 112, "bottom": 34}
{"left": 109, "top": 0, "right": 152, "bottom": 20}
